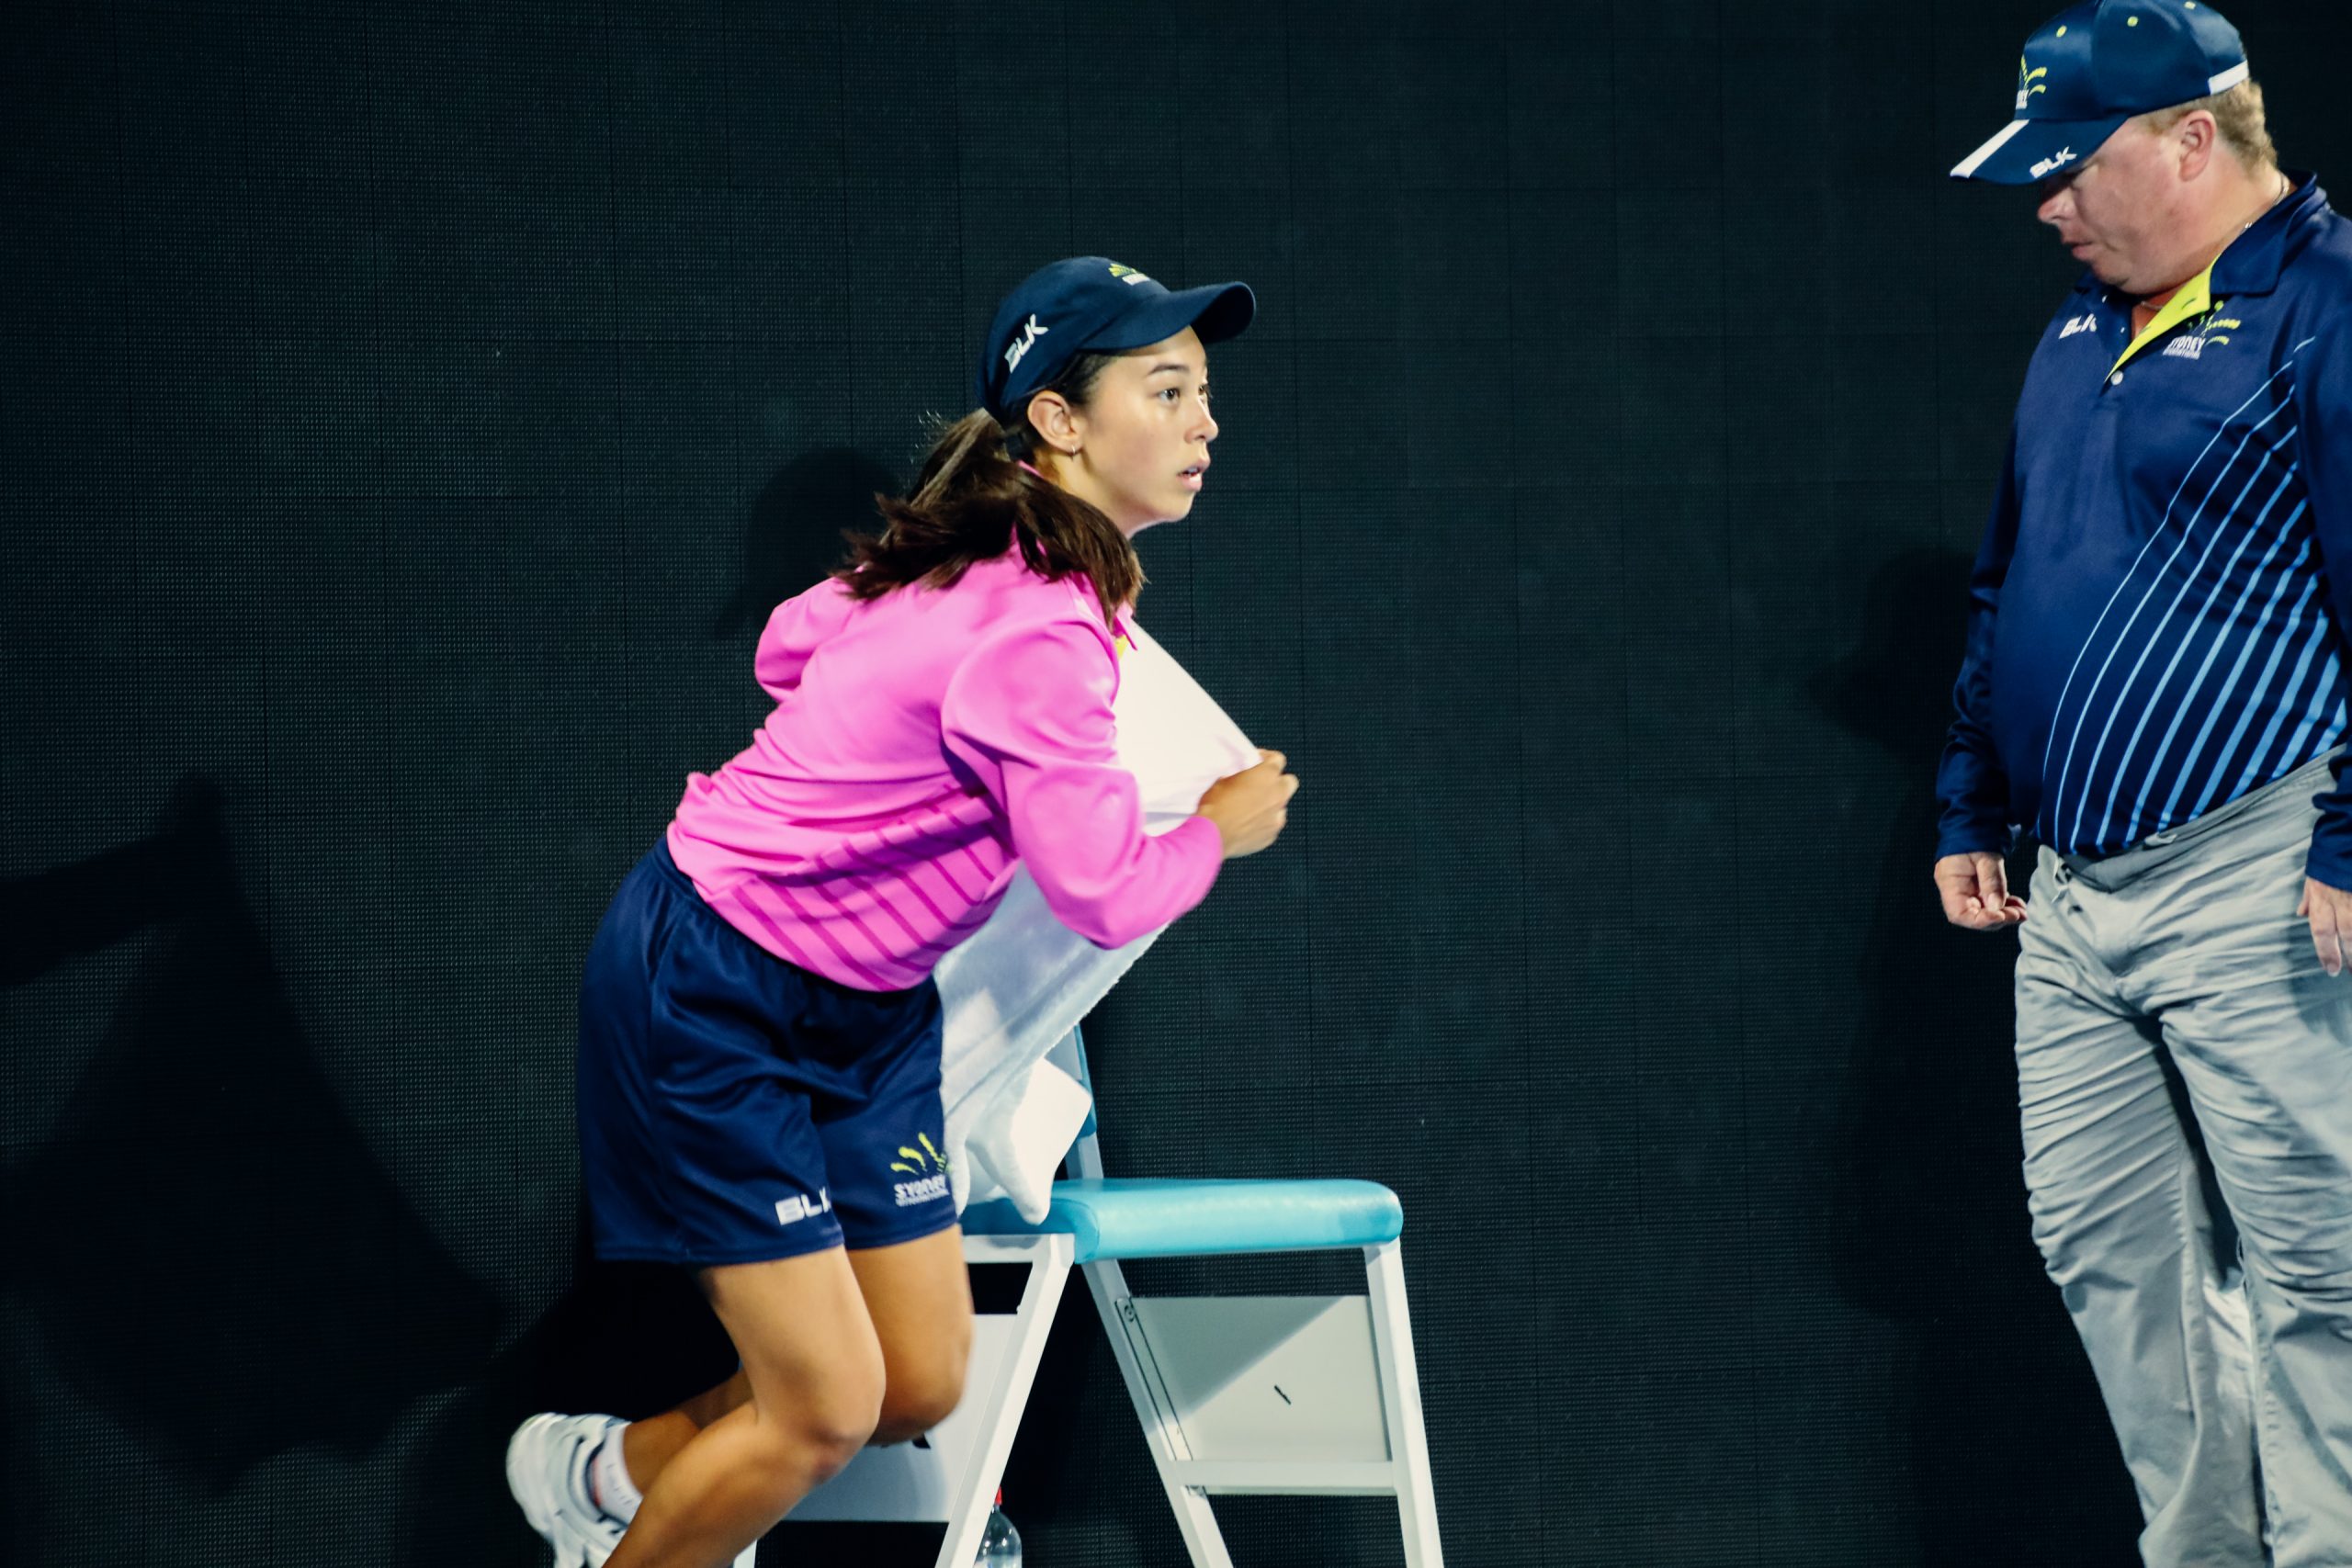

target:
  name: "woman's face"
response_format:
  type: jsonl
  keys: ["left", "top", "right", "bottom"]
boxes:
{"left": 1032, "top": 327, "right": 1218, "bottom": 536}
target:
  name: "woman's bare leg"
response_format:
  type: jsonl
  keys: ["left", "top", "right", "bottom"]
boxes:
{"left": 848, "top": 1227, "right": 973, "bottom": 1443}
{"left": 618, "top": 1368, "right": 750, "bottom": 1490}
{"left": 611, "top": 1225, "right": 973, "bottom": 1503}
{"left": 603, "top": 1249, "right": 883, "bottom": 1568}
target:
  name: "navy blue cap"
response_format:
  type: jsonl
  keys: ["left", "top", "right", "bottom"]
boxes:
{"left": 974, "top": 257, "right": 1254, "bottom": 424}
{"left": 1951, "top": 0, "right": 2249, "bottom": 185}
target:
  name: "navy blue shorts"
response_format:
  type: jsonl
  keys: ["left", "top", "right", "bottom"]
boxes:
{"left": 575, "top": 838, "right": 958, "bottom": 1267}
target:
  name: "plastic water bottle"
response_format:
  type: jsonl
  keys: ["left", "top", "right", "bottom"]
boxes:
{"left": 977, "top": 1487, "right": 1022, "bottom": 1566}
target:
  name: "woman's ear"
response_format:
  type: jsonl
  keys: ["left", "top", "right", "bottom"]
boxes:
{"left": 1024, "top": 389, "right": 1084, "bottom": 457}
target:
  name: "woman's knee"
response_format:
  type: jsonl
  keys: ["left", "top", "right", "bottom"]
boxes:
{"left": 872, "top": 1322, "right": 973, "bottom": 1445}
{"left": 871, "top": 1371, "right": 967, "bottom": 1446}
{"left": 763, "top": 1367, "right": 887, "bottom": 1484}
{"left": 733, "top": 1328, "right": 888, "bottom": 1486}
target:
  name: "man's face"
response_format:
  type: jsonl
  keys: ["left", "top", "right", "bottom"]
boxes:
{"left": 2035, "top": 119, "right": 2188, "bottom": 293}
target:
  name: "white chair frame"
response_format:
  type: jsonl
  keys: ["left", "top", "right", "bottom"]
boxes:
{"left": 770, "top": 1028, "right": 1442, "bottom": 1567}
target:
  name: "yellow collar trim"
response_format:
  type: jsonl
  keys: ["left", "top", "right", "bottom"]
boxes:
{"left": 2110, "top": 260, "right": 2219, "bottom": 376}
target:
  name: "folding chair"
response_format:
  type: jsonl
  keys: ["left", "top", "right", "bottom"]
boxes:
{"left": 775, "top": 1025, "right": 1443, "bottom": 1566}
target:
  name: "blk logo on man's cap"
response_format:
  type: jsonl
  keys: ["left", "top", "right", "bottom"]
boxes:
{"left": 1952, "top": 0, "right": 2251, "bottom": 186}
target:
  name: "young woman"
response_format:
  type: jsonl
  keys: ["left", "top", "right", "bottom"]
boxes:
{"left": 506, "top": 257, "right": 1296, "bottom": 1568}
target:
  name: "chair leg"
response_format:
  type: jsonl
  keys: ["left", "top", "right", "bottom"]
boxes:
{"left": 1365, "top": 1240, "right": 1443, "bottom": 1568}
{"left": 1082, "top": 1260, "right": 1238, "bottom": 1568}
{"left": 930, "top": 1235, "right": 1074, "bottom": 1568}
{"left": 1160, "top": 1480, "right": 1239, "bottom": 1568}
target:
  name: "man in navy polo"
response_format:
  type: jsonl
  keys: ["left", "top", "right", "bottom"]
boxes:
{"left": 1935, "top": 2, "right": 2352, "bottom": 1562}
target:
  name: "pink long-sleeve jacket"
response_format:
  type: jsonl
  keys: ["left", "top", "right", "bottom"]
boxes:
{"left": 667, "top": 553, "right": 1224, "bottom": 992}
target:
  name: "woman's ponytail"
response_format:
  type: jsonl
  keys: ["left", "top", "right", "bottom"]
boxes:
{"left": 835, "top": 356, "right": 1141, "bottom": 625}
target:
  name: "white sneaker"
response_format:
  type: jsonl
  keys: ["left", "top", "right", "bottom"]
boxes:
{"left": 506, "top": 1413, "right": 628, "bottom": 1568}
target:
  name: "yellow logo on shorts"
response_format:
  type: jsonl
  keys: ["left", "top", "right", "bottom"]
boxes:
{"left": 890, "top": 1135, "right": 952, "bottom": 1208}
{"left": 890, "top": 1134, "right": 949, "bottom": 1176}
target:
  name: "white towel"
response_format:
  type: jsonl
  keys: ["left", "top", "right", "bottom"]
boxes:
{"left": 935, "top": 619, "right": 1260, "bottom": 1220}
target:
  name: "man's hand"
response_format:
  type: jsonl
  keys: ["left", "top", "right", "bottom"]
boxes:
{"left": 2298, "top": 877, "right": 2352, "bottom": 976}
{"left": 1935, "top": 852, "right": 2028, "bottom": 930}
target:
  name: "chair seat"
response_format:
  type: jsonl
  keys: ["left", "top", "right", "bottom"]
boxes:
{"left": 961, "top": 1178, "right": 1403, "bottom": 1265}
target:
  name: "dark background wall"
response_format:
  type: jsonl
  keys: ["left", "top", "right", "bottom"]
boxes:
{"left": 7, "top": 1, "right": 2350, "bottom": 1563}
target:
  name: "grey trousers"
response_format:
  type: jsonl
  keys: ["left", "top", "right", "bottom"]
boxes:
{"left": 2018, "top": 752, "right": 2352, "bottom": 1566}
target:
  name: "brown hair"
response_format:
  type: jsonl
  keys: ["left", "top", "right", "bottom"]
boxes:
{"left": 2144, "top": 78, "right": 2278, "bottom": 173}
{"left": 834, "top": 351, "right": 1140, "bottom": 626}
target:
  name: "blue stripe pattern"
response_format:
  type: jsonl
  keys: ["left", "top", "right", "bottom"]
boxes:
{"left": 2037, "top": 363, "right": 2348, "bottom": 858}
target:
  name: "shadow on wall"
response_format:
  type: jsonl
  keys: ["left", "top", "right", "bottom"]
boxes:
{"left": 0, "top": 777, "right": 503, "bottom": 1555}
{"left": 397, "top": 1238, "right": 739, "bottom": 1566}
{"left": 708, "top": 446, "right": 904, "bottom": 644}
{"left": 401, "top": 445, "right": 911, "bottom": 1566}
{"left": 1815, "top": 549, "right": 2143, "bottom": 1564}
{"left": 0, "top": 451, "right": 914, "bottom": 1566}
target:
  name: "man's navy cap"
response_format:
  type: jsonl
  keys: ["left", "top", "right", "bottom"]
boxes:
{"left": 975, "top": 257, "right": 1254, "bottom": 424}
{"left": 1951, "top": 0, "right": 2248, "bottom": 185}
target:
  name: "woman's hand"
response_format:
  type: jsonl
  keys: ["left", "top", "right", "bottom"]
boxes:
{"left": 1197, "top": 750, "right": 1299, "bottom": 859}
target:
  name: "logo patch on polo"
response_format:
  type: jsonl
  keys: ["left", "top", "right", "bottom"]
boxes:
{"left": 2060, "top": 312, "right": 2100, "bottom": 339}
{"left": 2164, "top": 311, "right": 2242, "bottom": 361}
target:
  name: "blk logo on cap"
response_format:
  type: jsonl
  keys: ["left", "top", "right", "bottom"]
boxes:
{"left": 1002, "top": 312, "right": 1049, "bottom": 374}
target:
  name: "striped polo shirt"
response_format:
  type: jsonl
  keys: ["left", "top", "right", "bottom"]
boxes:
{"left": 667, "top": 551, "right": 1223, "bottom": 992}
{"left": 1937, "top": 174, "right": 2352, "bottom": 885}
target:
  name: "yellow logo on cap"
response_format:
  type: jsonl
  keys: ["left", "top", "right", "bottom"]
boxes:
{"left": 2017, "top": 57, "right": 2049, "bottom": 111}
{"left": 1108, "top": 263, "right": 1153, "bottom": 287}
